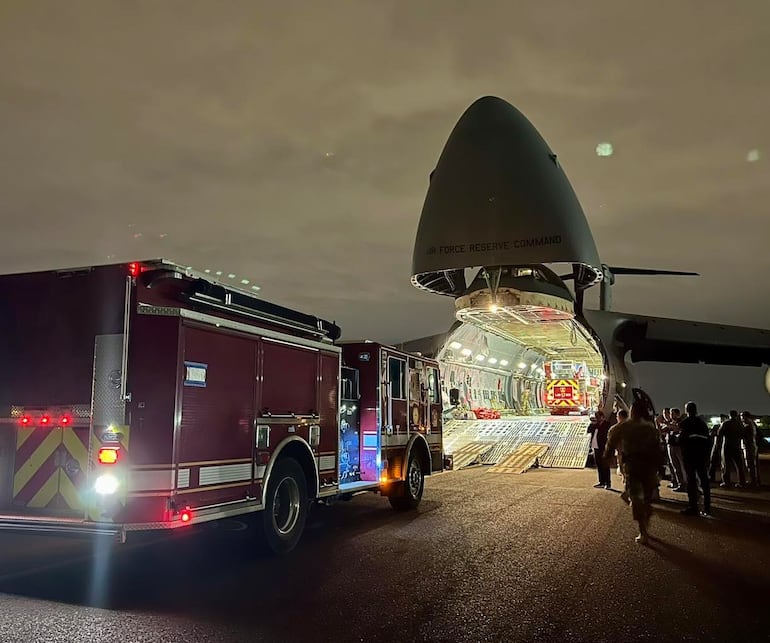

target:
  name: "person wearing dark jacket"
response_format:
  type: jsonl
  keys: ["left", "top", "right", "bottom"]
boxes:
{"left": 719, "top": 410, "right": 747, "bottom": 487}
{"left": 587, "top": 410, "right": 612, "bottom": 489}
{"left": 741, "top": 411, "right": 760, "bottom": 487}
{"left": 678, "top": 401, "right": 712, "bottom": 516}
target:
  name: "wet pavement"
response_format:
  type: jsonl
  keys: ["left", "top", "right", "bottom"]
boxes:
{"left": 1, "top": 464, "right": 769, "bottom": 643}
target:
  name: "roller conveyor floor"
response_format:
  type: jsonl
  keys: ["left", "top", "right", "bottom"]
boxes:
{"left": 443, "top": 416, "right": 592, "bottom": 470}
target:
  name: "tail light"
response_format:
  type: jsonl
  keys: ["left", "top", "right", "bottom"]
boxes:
{"left": 97, "top": 447, "right": 120, "bottom": 465}
{"left": 128, "top": 262, "right": 141, "bottom": 278}
{"left": 180, "top": 507, "right": 193, "bottom": 523}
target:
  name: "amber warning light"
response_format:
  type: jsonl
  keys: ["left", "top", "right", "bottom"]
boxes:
{"left": 97, "top": 447, "right": 120, "bottom": 465}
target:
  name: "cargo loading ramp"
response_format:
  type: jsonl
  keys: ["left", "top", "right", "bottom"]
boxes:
{"left": 443, "top": 416, "right": 592, "bottom": 470}
{"left": 488, "top": 443, "right": 550, "bottom": 475}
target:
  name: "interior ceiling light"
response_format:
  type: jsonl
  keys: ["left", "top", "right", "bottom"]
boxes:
{"left": 747, "top": 149, "right": 760, "bottom": 162}
{"left": 461, "top": 348, "right": 472, "bottom": 356}
{"left": 475, "top": 354, "right": 486, "bottom": 361}
{"left": 450, "top": 341, "right": 463, "bottom": 350}
{"left": 499, "top": 360, "right": 508, "bottom": 366}
{"left": 596, "top": 142, "right": 613, "bottom": 157}
{"left": 518, "top": 362, "right": 526, "bottom": 369}
{"left": 487, "top": 357, "right": 498, "bottom": 364}
{"left": 452, "top": 311, "right": 604, "bottom": 374}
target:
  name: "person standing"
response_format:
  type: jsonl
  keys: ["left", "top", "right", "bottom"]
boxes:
{"left": 587, "top": 410, "right": 612, "bottom": 489}
{"left": 741, "top": 411, "right": 760, "bottom": 487}
{"left": 719, "top": 410, "right": 747, "bottom": 487}
{"left": 678, "top": 402, "right": 712, "bottom": 516}
{"left": 668, "top": 408, "right": 687, "bottom": 491}
{"left": 708, "top": 418, "right": 724, "bottom": 483}
{"left": 604, "top": 401, "right": 661, "bottom": 544}
{"left": 657, "top": 408, "right": 679, "bottom": 488}
{"left": 607, "top": 409, "right": 631, "bottom": 501}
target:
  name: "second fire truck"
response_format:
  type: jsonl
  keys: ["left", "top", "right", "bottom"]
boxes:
{"left": 543, "top": 361, "right": 600, "bottom": 415}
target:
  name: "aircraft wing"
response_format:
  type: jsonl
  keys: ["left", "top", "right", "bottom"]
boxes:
{"left": 584, "top": 310, "right": 770, "bottom": 367}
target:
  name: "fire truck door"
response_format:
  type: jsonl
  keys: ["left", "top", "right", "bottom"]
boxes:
{"left": 408, "top": 360, "right": 428, "bottom": 431}
{"left": 383, "top": 353, "right": 407, "bottom": 436}
{"left": 427, "top": 366, "right": 441, "bottom": 434}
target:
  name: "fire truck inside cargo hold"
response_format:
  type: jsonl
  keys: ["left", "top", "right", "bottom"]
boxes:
{"left": 0, "top": 259, "right": 439, "bottom": 553}
{"left": 402, "top": 268, "right": 607, "bottom": 472}
{"left": 436, "top": 319, "right": 604, "bottom": 470}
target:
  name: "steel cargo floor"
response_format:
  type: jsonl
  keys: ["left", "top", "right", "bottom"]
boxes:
{"left": 443, "top": 416, "right": 592, "bottom": 469}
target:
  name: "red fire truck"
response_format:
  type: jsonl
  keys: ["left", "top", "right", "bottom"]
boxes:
{"left": 543, "top": 361, "right": 596, "bottom": 415}
{"left": 0, "top": 259, "right": 442, "bottom": 553}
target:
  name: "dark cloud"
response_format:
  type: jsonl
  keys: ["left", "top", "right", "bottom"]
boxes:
{"left": 0, "top": 1, "right": 768, "bottom": 376}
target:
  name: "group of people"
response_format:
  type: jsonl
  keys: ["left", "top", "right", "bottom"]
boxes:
{"left": 657, "top": 407, "right": 761, "bottom": 489}
{"left": 587, "top": 400, "right": 761, "bottom": 545}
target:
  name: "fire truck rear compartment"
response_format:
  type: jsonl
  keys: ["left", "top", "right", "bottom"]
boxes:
{"left": 0, "top": 264, "right": 128, "bottom": 521}
{"left": 438, "top": 315, "right": 605, "bottom": 471}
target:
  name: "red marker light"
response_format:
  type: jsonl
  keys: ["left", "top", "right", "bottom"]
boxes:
{"left": 40, "top": 415, "right": 50, "bottom": 426}
{"left": 20, "top": 415, "right": 31, "bottom": 426}
{"left": 97, "top": 447, "right": 120, "bottom": 465}
{"left": 128, "top": 262, "right": 141, "bottom": 277}
{"left": 60, "top": 415, "right": 71, "bottom": 426}
{"left": 180, "top": 508, "right": 193, "bottom": 523}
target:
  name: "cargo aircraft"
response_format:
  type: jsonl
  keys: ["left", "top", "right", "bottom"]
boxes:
{"left": 401, "top": 97, "right": 770, "bottom": 463}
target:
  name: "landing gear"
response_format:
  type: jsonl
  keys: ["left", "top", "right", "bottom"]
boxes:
{"left": 388, "top": 451, "right": 424, "bottom": 511}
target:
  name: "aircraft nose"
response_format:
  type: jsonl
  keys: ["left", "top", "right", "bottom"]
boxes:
{"left": 412, "top": 96, "right": 601, "bottom": 293}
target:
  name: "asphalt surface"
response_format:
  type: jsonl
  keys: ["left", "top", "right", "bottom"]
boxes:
{"left": 1, "top": 464, "right": 769, "bottom": 643}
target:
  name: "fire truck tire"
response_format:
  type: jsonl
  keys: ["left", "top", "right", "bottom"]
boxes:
{"left": 261, "top": 457, "right": 309, "bottom": 554}
{"left": 388, "top": 451, "right": 424, "bottom": 511}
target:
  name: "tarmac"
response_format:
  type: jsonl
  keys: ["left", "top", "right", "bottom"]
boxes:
{"left": 0, "top": 459, "right": 768, "bottom": 643}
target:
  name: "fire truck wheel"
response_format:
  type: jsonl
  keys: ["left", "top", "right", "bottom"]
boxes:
{"left": 262, "top": 457, "right": 309, "bottom": 554}
{"left": 389, "top": 451, "right": 424, "bottom": 511}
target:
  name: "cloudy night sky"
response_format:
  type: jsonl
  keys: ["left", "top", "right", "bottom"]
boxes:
{"left": 1, "top": 1, "right": 769, "bottom": 410}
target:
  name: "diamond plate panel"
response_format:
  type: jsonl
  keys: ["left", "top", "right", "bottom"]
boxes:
{"left": 91, "top": 334, "right": 126, "bottom": 428}
{"left": 71, "top": 405, "right": 91, "bottom": 418}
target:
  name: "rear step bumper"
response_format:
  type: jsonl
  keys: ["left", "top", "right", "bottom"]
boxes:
{"left": 0, "top": 515, "right": 125, "bottom": 542}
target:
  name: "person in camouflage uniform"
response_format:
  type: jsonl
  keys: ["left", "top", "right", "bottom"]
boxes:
{"left": 604, "top": 400, "right": 661, "bottom": 544}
